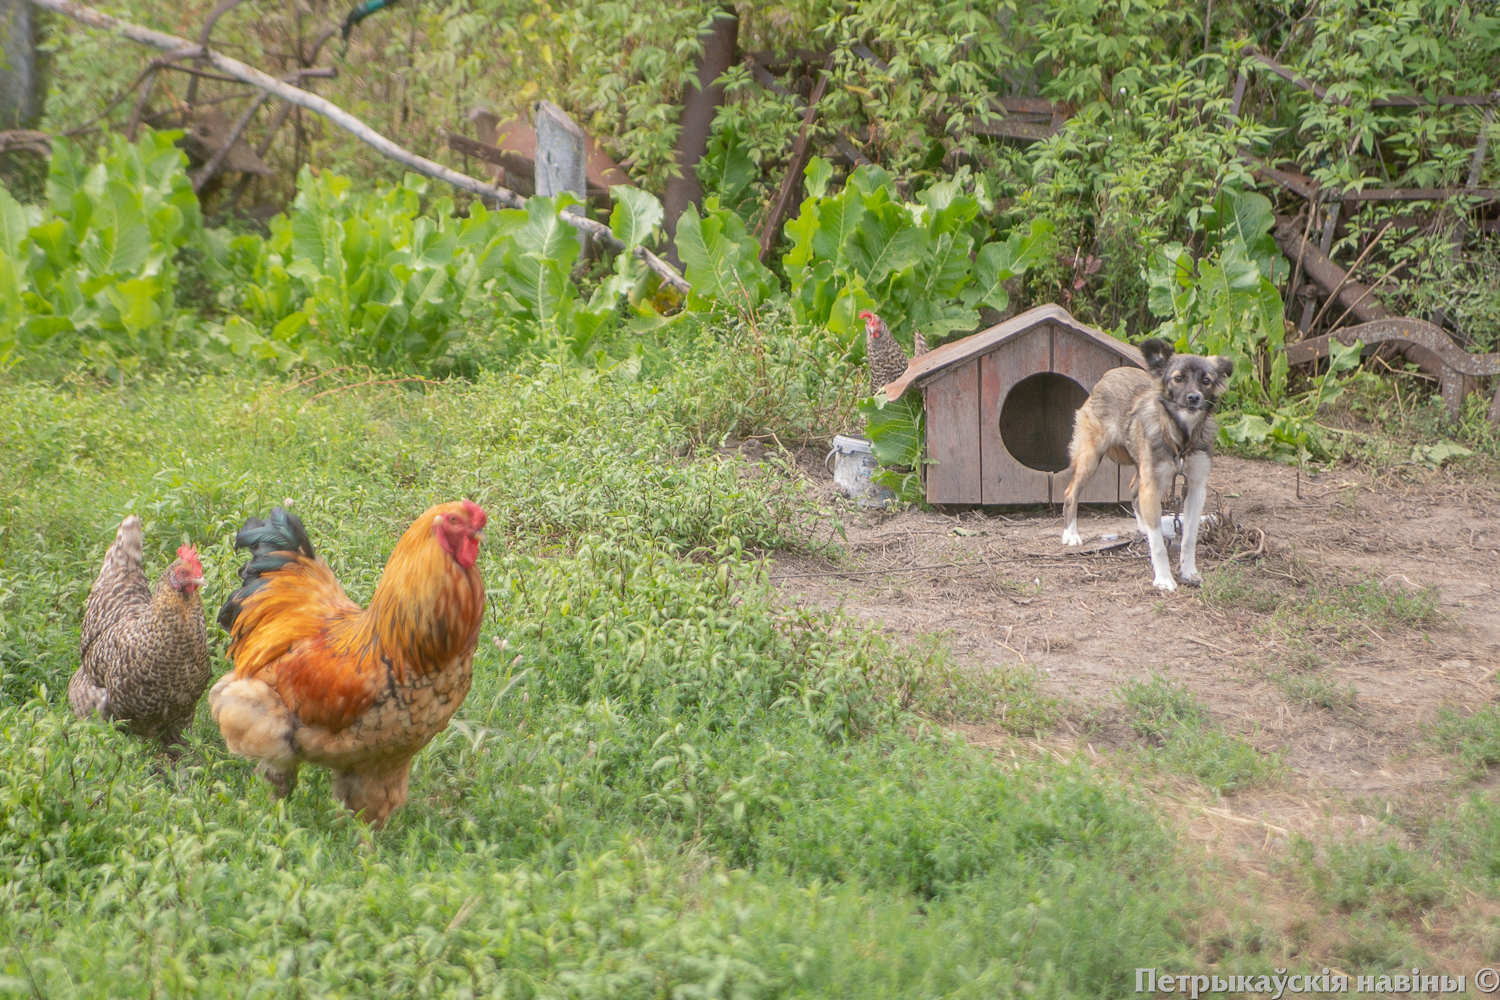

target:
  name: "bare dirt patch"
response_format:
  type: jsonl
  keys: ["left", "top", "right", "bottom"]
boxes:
{"left": 769, "top": 451, "right": 1500, "bottom": 802}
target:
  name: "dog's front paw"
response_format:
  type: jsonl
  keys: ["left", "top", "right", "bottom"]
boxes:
{"left": 1061, "top": 526, "right": 1083, "bottom": 546}
{"left": 1152, "top": 575, "right": 1178, "bottom": 592}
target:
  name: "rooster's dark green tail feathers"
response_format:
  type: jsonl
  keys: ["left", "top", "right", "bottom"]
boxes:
{"left": 216, "top": 507, "right": 317, "bottom": 633}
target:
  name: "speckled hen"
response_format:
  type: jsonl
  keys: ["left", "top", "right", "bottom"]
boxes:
{"left": 209, "top": 502, "right": 487, "bottom": 827}
{"left": 861, "top": 311, "right": 927, "bottom": 396}
{"left": 68, "top": 517, "right": 211, "bottom": 747}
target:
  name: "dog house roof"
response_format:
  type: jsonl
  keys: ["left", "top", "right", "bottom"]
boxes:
{"left": 881, "top": 304, "right": 1145, "bottom": 401}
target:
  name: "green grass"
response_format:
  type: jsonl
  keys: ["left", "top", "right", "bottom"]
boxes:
{"left": 1120, "top": 676, "right": 1284, "bottom": 794}
{"left": 1427, "top": 705, "right": 1500, "bottom": 778}
{"left": 1200, "top": 564, "right": 1441, "bottom": 646}
{"left": 1274, "top": 670, "right": 1358, "bottom": 712}
{"left": 0, "top": 342, "right": 1217, "bottom": 997}
{"left": 1290, "top": 837, "right": 1447, "bottom": 917}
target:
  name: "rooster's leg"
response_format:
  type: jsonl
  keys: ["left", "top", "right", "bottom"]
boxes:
{"left": 256, "top": 760, "right": 300, "bottom": 798}
{"left": 333, "top": 758, "right": 412, "bottom": 828}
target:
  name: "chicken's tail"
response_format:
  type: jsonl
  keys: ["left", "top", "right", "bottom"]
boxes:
{"left": 216, "top": 507, "right": 317, "bottom": 633}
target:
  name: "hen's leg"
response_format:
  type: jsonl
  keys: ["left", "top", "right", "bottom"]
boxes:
{"left": 333, "top": 758, "right": 412, "bottom": 828}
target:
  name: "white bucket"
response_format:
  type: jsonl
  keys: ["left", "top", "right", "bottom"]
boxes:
{"left": 826, "top": 435, "right": 896, "bottom": 504}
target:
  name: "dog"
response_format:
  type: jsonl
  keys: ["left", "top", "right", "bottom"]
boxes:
{"left": 1060, "top": 338, "right": 1233, "bottom": 591}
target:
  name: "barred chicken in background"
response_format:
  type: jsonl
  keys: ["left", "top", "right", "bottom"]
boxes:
{"left": 68, "top": 517, "right": 211, "bottom": 748}
{"left": 209, "top": 501, "right": 487, "bottom": 828}
{"left": 861, "top": 311, "right": 928, "bottom": 396}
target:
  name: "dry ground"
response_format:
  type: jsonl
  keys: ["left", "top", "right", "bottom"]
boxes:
{"left": 757, "top": 443, "right": 1500, "bottom": 959}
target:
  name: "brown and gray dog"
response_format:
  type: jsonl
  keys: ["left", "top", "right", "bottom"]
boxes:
{"left": 1060, "top": 339, "right": 1233, "bottom": 591}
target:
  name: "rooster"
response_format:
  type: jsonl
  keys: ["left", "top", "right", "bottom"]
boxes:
{"left": 69, "top": 517, "right": 210, "bottom": 748}
{"left": 209, "top": 501, "right": 487, "bottom": 827}
{"left": 861, "top": 311, "right": 928, "bottom": 396}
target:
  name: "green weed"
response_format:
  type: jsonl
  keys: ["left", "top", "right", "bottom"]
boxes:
{"left": 1121, "top": 676, "right": 1283, "bottom": 793}
{"left": 1200, "top": 565, "right": 1441, "bottom": 641}
{"left": 1292, "top": 837, "right": 1447, "bottom": 917}
{"left": 1275, "top": 671, "right": 1358, "bottom": 712}
{"left": 1427, "top": 705, "right": 1500, "bottom": 778}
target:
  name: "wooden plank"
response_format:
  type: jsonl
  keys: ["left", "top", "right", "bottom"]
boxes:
{"left": 885, "top": 304, "right": 1144, "bottom": 403}
{"left": 1343, "top": 187, "right": 1499, "bottom": 202}
{"left": 1248, "top": 51, "right": 1343, "bottom": 105}
{"left": 758, "top": 62, "right": 831, "bottom": 264}
{"left": 980, "top": 330, "right": 1052, "bottom": 505}
{"left": 968, "top": 117, "right": 1053, "bottom": 142}
{"left": 534, "top": 101, "right": 587, "bottom": 201}
{"left": 1052, "top": 326, "right": 1124, "bottom": 504}
{"left": 1372, "top": 94, "right": 1498, "bottom": 107}
{"left": 449, "top": 133, "right": 535, "bottom": 195}
{"left": 0, "top": 0, "right": 40, "bottom": 129}
{"left": 925, "top": 361, "right": 983, "bottom": 504}
{"left": 994, "top": 96, "right": 1055, "bottom": 116}
{"left": 663, "top": 6, "right": 738, "bottom": 248}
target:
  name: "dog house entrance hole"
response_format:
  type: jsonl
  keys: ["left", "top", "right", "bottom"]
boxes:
{"left": 998, "top": 372, "right": 1089, "bottom": 472}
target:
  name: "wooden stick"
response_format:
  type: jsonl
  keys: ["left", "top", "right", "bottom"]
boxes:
{"left": 30, "top": 0, "right": 690, "bottom": 294}
{"left": 1307, "top": 221, "right": 1392, "bottom": 331}
{"left": 758, "top": 60, "right": 831, "bottom": 264}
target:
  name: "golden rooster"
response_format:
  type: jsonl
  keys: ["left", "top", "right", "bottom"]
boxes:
{"left": 209, "top": 501, "right": 487, "bottom": 827}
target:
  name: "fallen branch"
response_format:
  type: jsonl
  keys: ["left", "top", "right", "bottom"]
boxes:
{"left": 1306, "top": 221, "right": 1393, "bottom": 330}
{"left": 1271, "top": 217, "right": 1389, "bottom": 324}
{"left": 192, "top": 90, "right": 271, "bottom": 192}
{"left": 30, "top": 0, "right": 689, "bottom": 294}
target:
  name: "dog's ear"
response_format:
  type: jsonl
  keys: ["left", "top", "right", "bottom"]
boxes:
{"left": 1212, "top": 355, "right": 1234, "bottom": 381}
{"left": 1139, "top": 338, "right": 1175, "bottom": 375}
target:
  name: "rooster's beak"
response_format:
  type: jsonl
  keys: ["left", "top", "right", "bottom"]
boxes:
{"left": 472, "top": 531, "right": 487, "bottom": 544}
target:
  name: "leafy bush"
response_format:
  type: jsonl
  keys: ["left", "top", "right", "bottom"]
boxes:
{"left": 782, "top": 158, "right": 1053, "bottom": 356}
{"left": 0, "top": 130, "right": 204, "bottom": 376}
{"left": 200, "top": 169, "right": 646, "bottom": 369}
{"left": 1144, "top": 187, "right": 1288, "bottom": 407}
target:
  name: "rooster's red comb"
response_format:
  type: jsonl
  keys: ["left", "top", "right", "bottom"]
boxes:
{"left": 461, "top": 499, "right": 487, "bottom": 531}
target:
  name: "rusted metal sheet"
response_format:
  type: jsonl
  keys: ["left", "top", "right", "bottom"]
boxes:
{"left": 1285, "top": 317, "right": 1500, "bottom": 420}
{"left": 924, "top": 360, "right": 983, "bottom": 504}
{"left": 1053, "top": 326, "right": 1124, "bottom": 503}
{"left": 979, "top": 330, "right": 1051, "bottom": 505}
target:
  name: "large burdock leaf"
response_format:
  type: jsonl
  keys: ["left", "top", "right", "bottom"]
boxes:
{"left": 674, "top": 200, "right": 772, "bottom": 313}
{"left": 963, "top": 219, "right": 1054, "bottom": 313}
{"left": 846, "top": 203, "right": 926, "bottom": 285}
{"left": 609, "top": 186, "right": 664, "bottom": 252}
{"left": 515, "top": 194, "right": 582, "bottom": 263}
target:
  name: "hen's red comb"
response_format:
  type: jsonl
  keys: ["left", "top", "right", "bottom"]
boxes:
{"left": 176, "top": 545, "right": 203, "bottom": 577}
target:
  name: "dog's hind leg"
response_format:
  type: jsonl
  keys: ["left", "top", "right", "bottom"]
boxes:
{"left": 1061, "top": 421, "right": 1103, "bottom": 547}
{"left": 1177, "top": 451, "right": 1211, "bottom": 586}
{"left": 1136, "top": 464, "right": 1177, "bottom": 591}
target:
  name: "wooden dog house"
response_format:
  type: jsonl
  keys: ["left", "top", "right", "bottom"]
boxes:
{"left": 882, "top": 304, "right": 1145, "bottom": 505}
